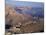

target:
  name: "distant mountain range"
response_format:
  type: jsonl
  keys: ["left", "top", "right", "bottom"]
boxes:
{"left": 5, "top": 1, "right": 44, "bottom": 17}
{"left": 14, "top": 6, "right": 44, "bottom": 17}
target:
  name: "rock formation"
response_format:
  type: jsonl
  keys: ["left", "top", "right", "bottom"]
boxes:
{"left": 5, "top": 5, "right": 44, "bottom": 34}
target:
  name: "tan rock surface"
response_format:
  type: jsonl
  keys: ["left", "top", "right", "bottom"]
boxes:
{"left": 5, "top": 5, "right": 44, "bottom": 34}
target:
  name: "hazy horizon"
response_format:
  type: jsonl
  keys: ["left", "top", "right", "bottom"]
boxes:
{"left": 5, "top": 0, "right": 44, "bottom": 8}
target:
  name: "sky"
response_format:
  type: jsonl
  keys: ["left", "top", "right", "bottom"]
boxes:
{"left": 6, "top": 0, "right": 44, "bottom": 2}
{"left": 5, "top": 0, "right": 44, "bottom": 7}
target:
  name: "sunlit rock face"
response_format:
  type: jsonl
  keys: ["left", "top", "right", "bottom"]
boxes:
{"left": 5, "top": 5, "right": 44, "bottom": 33}
{"left": 5, "top": 5, "right": 32, "bottom": 28}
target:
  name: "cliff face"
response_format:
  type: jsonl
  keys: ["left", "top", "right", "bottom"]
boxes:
{"left": 5, "top": 5, "right": 32, "bottom": 27}
{"left": 5, "top": 5, "right": 44, "bottom": 34}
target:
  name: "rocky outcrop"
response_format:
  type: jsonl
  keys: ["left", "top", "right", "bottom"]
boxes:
{"left": 5, "top": 5, "right": 44, "bottom": 34}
